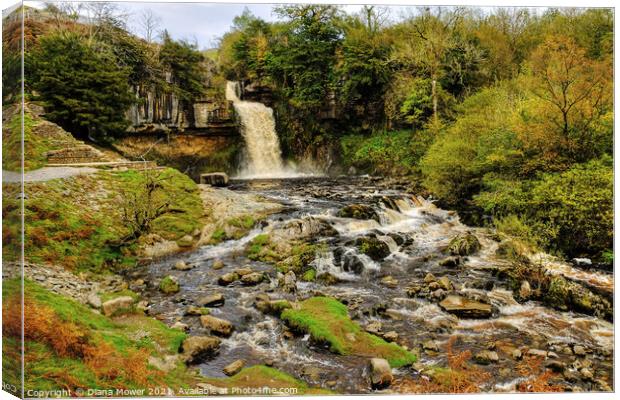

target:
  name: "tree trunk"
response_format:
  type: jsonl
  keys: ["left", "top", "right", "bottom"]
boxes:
{"left": 431, "top": 79, "right": 438, "bottom": 124}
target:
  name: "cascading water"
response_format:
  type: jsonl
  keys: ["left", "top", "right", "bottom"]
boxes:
{"left": 226, "top": 81, "right": 308, "bottom": 178}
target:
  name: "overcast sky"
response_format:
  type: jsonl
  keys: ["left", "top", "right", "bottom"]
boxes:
{"left": 25, "top": 1, "right": 390, "bottom": 49}
{"left": 21, "top": 1, "right": 554, "bottom": 49}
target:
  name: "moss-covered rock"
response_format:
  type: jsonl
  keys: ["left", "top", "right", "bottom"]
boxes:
{"left": 447, "top": 232, "right": 481, "bottom": 256}
{"left": 281, "top": 297, "right": 416, "bottom": 367}
{"left": 337, "top": 204, "right": 380, "bottom": 222}
{"left": 159, "top": 275, "right": 180, "bottom": 294}
{"left": 356, "top": 237, "right": 390, "bottom": 261}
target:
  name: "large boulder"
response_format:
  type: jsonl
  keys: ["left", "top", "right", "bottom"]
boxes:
{"left": 102, "top": 296, "right": 134, "bottom": 316}
{"left": 355, "top": 237, "right": 390, "bottom": 261}
{"left": 200, "top": 315, "right": 234, "bottom": 337}
{"left": 200, "top": 172, "right": 229, "bottom": 187}
{"left": 337, "top": 204, "right": 380, "bottom": 222}
{"left": 439, "top": 295, "right": 492, "bottom": 319}
{"left": 369, "top": 358, "right": 393, "bottom": 389}
{"left": 181, "top": 336, "right": 221, "bottom": 364}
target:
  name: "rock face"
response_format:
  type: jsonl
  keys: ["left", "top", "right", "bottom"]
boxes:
{"left": 369, "top": 358, "right": 393, "bottom": 389}
{"left": 223, "top": 360, "right": 245, "bottom": 376}
{"left": 181, "top": 336, "right": 221, "bottom": 364}
{"left": 439, "top": 295, "right": 492, "bottom": 318}
{"left": 200, "top": 172, "right": 229, "bottom": 187}
{"left": 200, "top": 315, "right": 234, "bottom": 337}
{"left": 102, "top": 296, "right": 135, "bottom": 316}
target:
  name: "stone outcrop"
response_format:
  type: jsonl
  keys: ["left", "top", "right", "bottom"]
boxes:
{"left": 181, "top": 336, "right": 221, "bottom": 364}
{"left": 439, "top": 295, "right": 492, "bottom": 319}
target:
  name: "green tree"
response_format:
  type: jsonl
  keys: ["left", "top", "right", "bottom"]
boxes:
{"left": 30, "top": 32, "right": 134, "bottom": 140}
{"left": 159, "top": 31, "right": 207, "bottom": 103}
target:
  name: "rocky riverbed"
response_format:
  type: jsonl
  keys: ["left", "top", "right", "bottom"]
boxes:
{"left": 126, "top": 176, "right": 613, "bottom": 393}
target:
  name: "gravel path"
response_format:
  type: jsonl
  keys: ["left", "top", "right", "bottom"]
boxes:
{"left": 2, "top": 166, "right": 98, "bottom": 183}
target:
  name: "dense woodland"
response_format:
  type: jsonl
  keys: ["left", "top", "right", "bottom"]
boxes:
{"left": 2, "top": 4, "right": 613, "bottom": 261}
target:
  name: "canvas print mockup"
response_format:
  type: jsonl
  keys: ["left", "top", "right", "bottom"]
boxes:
{"left": 1, "top": 1, "right": 614, "bottom": 398}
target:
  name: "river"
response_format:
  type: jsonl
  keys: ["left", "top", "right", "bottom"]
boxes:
{"left": 131, "top": 176, "right": 613, "bottom": 393}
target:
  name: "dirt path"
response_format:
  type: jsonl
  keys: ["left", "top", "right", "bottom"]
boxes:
{"left": 2, "top": 166, "right": 98, "bottom": 183}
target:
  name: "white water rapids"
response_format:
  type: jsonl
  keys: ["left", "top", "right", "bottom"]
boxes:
{"left": 226, "top": 81, "right": 316, "bottom": 179}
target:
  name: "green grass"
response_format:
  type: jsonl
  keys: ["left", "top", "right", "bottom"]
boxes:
{"left": 2, "top": 167, "right": 205, "bottom": 274}
{"left": 2, "top": 110, "right": 60, "bottom": 171}
{"left": 281, "top": 297, "right": 416, "bottom": 367}
{"left": 2, "top": 279, "right": 196, "bottom": 391}
{"left": 246, "top": 234, "right": 279, "bottom": 261}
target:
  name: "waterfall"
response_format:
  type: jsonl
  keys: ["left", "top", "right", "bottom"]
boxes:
{"left": 225, "top": 81, "right": 291, "bottom": 178}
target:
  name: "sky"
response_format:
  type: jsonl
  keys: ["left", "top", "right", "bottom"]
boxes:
{"left": 25, "top": 1, "right": 387, "bottom": 49}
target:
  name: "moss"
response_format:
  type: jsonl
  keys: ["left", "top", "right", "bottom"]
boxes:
{"left": 276, "top": 243, "right": 323, "bottom": 275}
{"left": 2, "top": 109, "right": 69, "bottom": 171}
{"left": 159, "top": 276, "right": 180, "bottom": 294}
{"left": 302, "top": 268, "right": 317, "bottom": 282}
{"left": 228, "top": 215, "right": 256, "bottom": 230}
{"left": 337, "top": 204, "right": 379, "bottom": 222}
{"left": 210, "top": 227, "right": 227, "bottom": 243}
{"left": 202, "top": 365, "right": 332, "bottom": 395}
{"left": 281, "top": 297, "right": 416, "bottom": 367}
{"left": 246, "top": 234, "right": 279, "bottom": 262}
{"left": 447, "top": 233, "right": 481, "bottom": 256}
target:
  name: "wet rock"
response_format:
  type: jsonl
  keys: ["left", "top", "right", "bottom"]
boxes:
{"left": 573, "top": 345, "right": 587, "bottom": 356}
{"left": 382, "top": 331, "right": 398, "bottom": 342}
{"left": 380, "top": 276, "right": 398, "bottom": 288}
{"left": 177, "top": 235, "right": 194, "bottom": 247}
{"left": 212, "top": 259, "right": 225, "bottom": 270}
{"left": 181, "top": 336, "right": 220, "bottom": 364}
{"left": 234, "top": 267, "right": 253, "bottom": 276}
{"left": 423, "top": 273, "right": 436, "bottom": 283}
{"left": 422, "top": 340, "right": 439, "bottom": 352}
{"left": 439, "top": 256, "right": 460, "bottom": 268}
{"left": 355, "top": 237, "right": 390, "bottom": 261}
{"left": 102, "top": 296, "right": 134, "bottom": 316}
{"left": 223, "top": 360, "right": 245, "bottom": 376}
{"left": 369, "top": 358, "right": 393, "bottom": 389}
{"left": 185, "top": 306, "right": 209, "bottom": 316}
{"left": 281, "top": 271, "right": 297, "bottom": 293}
{"left": 337, "top": 204, "right": 380, "bottom": 222}
{"left": 171, "top": 322, "right": 189, "bottom": 332}
{"left": 519, "top": 281, "right": 532, "bottom": 299}
{"left": 136, "top": 300, "right": 149, "bottom": 312}
{"left": 174, "top": 261, "right": 192, "bottom": 271}
{"left": 198, "top": 293, "right": 225, "bottom": 307}
{"left": 438, "top": 276, "right": 453, "bottom": 291}
{"left": 241, "top": 272, "right": 264, "bottom": 285}
{"left": 428, "top": 281, "right": 440, "bottom": 291}
{"left": 474, "top": 350, "right": 499, "bottom": 364}
{"left": 200, "top": 315, "right": 234, "bottom": 337}
{"left": 439, "top": 295, "right": 492, "bottom": 319}
{"left": 200, "top": 172, "right": 229, "bottom": 187}
{"left": 512, "top": 349, "right": 523, "bottom": 360}
{"left": 580, "top": 368, "right": 594, "bottom": 381}
{"left": 365, "top": 321, "right": 382, "bottom": 335}
{"left": 431, "top": 289, "right": 446, "bottom": 300}
{"left": 255, "top": 298, "right": 292, "bottom": 316}
{"left": 572, "top": 258, "right": 592, "bottom": 267}
{"left": 447, "top": 232, "right": 481, "bottom": 256}
{"left": 159, "top": 276, "right": 180, "bottom": 294}
{"left": 218, "top": 272, "right": 239, "bottom": 286}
